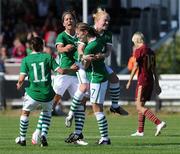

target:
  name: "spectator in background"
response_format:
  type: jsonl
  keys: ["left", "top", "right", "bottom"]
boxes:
{"left": 23, "top": 0, "right": 37, "bottom": 25}
{"left": 37, "top": 0, "right": 49, "bottom": 17}
{"left": 43, "top": 12, "right": 57, "bottom": 49}
{"left": 55, "top": 0, "right": 64, "bottom": 17}
{"left": 0, "top": 34, "right": 4, "bottom": 48}
{"left": 12, "top": 38, "right": 26, "bottom": 59}
{"left": 0, "top": 46, "right": 8, "bottom": 61}
{"left": 0, "top": 58, "right": 6, "bottom": 110}
{"left": 2, "top": 19, "right": 15, "bottom": 49}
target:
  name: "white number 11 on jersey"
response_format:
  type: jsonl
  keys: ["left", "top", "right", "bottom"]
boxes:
{"left": 31, "top": 62, "right": 47, "bottom": 82}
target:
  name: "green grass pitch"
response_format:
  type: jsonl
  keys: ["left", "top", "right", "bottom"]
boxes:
{"left": 0, "top": 109, "right": 180, "bottom": 154}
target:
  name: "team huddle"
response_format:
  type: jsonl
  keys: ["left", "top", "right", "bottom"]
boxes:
{"left": 15, "top": 8, "right": 166, "bottom": 147}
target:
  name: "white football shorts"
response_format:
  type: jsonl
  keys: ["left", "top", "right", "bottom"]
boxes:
{"left": 22, "top": 94, "right": 53, "bottom": 112}
{"left": 53, "top": 74, "right": 78, "bottom": 97}
{"left": 76, "top": 62, "right": 89, "bottom": 84}
{"left": 90, "top": 81, "right": 108, "bottom": 104}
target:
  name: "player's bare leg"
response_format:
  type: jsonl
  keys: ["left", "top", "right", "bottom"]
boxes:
{"left": 52, "top": 94, "right": 63, "bottom": 116}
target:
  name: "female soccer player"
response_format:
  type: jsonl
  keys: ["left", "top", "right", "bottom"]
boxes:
{"left": 72, "top": 22, "right": 110, "bottom": 144}
{"left": 53, "top": 10, "right": 78, "bottom": 108}
{"left": 93, "top": 8, "right": 128, "bottom": 115}
{"left": 65, "top": 9, "right": 129, "bottom": 134}
{"left": 31, "top": 11, "right": 86, "bottom": 145}
{"left": 15, "top": 37, "right": 77, "bottom": 147}
{"left": 126, "top": 32, "right": 166, "bottom": 136}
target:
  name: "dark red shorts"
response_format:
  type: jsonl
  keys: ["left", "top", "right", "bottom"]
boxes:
{"left": 135, "top": 83, "right": 153, "bottom": 102}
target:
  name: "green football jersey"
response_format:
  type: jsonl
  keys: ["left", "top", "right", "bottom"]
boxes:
{"left": 20, "top": 52, "right": 59, "bottom": 102}
{"left": 55, "top": 31, "right": 78, "bottom": 76}
{"left": 84, "top": 38, "right": 108, "bottom": 83}
{"left": 98, "top": 30, "right": 112, "bottom": 53}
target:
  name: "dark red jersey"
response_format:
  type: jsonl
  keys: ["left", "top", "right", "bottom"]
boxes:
{"left": 134, "top": 44, "right": 155, "bottom": 86}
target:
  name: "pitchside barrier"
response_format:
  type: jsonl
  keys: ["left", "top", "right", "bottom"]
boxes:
{"left": 3, "top": 75, "right": 180, "bottom": 111}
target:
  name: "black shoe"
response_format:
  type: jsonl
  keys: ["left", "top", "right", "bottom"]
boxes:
{"left": 97, "top": 138, "right": 111, "bottom": 145}
{"left": 110, "top": 106, "right": 128, "bottom": 115}
{"left": 65, "top": 133, "right": 84, "bottom": 143}
{"left": 40, "top": 135, "right": 48, "bottom": 147}
{"left": 15, "top": 137, "right": 26, "bottom": 146}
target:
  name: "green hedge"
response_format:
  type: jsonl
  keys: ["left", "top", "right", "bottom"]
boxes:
{"left": 156, "top": 35, "right": 180, "bottom": 74}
